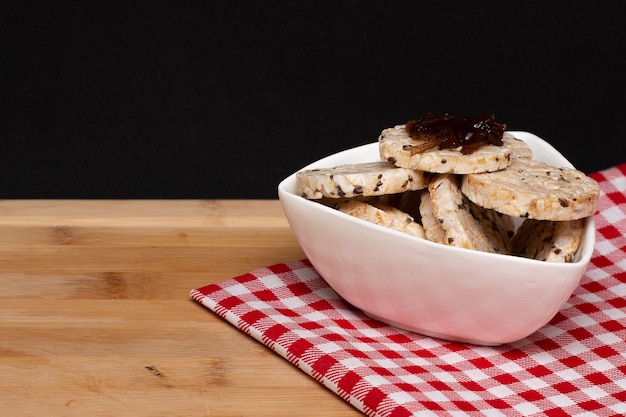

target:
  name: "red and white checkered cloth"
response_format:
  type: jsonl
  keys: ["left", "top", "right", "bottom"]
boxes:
{"left": 191, "top": 164, "right": 626, "bottom": 416}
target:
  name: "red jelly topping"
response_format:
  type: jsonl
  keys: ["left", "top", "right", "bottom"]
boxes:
{"left": 405, "top": 113, "right": 507, "bottom": 154}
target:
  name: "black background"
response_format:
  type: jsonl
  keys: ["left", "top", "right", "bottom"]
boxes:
{"left": 3, "top": 1, "right": 625, "bottom": 199}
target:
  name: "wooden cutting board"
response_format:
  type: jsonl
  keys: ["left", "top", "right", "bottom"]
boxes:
{"left": 0, "top": 200, "right": 361, "bottom": 416}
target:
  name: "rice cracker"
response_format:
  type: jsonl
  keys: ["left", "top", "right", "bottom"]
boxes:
{"left": 334, "top": 199, "right": 425, "bottom": 238}
{"left": 512, "top": 218, "right": 585, "bottom": 263}
{"left": 428, "top": 174, "right": 514, "bottom": 253}
{"left": 419, "top": 190, "right": 447, "bottom": 244}
{"left": 378, "top": 124, "right": 512, "bottom": 174}
{"left": 296, "top": 161, "right": 429, "bottom": 199}
{"left": 504, "top": 134, "right": 533, "bottom": 166}
{"left": 461, "top": 160, "right": 600, "bottom": 221}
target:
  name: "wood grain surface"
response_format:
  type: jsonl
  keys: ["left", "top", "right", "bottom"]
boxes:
{"left": 0, "top": 200, "right": 361, "bottom": 416}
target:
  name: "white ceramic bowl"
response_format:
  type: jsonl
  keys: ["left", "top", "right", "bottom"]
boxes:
{"left": 278, "top": 132, "right": 595, "bottom": 345}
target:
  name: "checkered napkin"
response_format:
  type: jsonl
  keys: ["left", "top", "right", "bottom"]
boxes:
{"left": 191, "top": 164, "right": 626, "bottom": 417}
